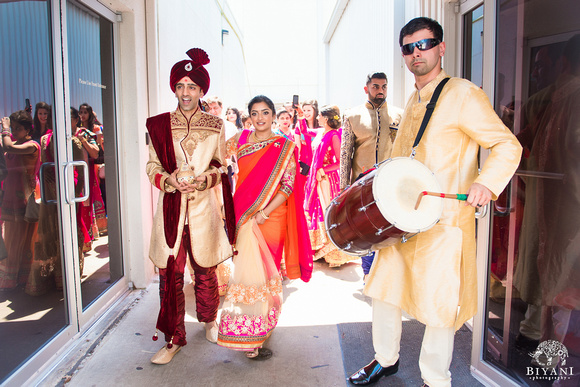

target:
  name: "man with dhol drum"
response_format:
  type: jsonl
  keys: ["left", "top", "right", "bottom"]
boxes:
{"left": 348, "top": 17, "right": 522, "bottom": 387}
{"left": 340, "top": 72, "right": 403, "bottom": 278}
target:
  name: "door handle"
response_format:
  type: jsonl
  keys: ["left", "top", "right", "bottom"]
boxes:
{"left": 492, "top": 170, "right": 565, "bottom": 217}
{"left": 39, "top": 162, "right": 57, "bottom": 204}
{"left": 474, "top": 167, "right": 489, "bottom": 219}
{"left": 63, "top": 161, "right": 90, "bottom": 204}
{"left": 494, "top": 180, "right": 512, "bottom": 217}
{"left": 475, "top": 203, "right": 488, "bottom": 219}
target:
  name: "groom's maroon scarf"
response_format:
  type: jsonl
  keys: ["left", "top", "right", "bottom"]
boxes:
{"left": 146, "top": 113, "right": 180, "bottom": 249}
{"left": 146, "top": 113, "right": 180, "bottom": 339}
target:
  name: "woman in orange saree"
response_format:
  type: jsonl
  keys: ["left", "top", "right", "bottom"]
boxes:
{"left": 217, "top": 95, "right": 313, "bottom": 359}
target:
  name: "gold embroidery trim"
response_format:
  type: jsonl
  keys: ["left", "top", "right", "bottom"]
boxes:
{"left": 225, "top": 276, "right": 282, "bottom": 305}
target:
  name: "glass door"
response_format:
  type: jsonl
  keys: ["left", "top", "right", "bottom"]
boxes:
{"left": 65, "top": 0, "right": 123, "bottom": 314}
{"left": 480, "top": 0, "right": 580, "bottom": 385}
{"left": 0, "top": 1, "right": 74, "bottom": 383}
{"left": 0, "top": 1, "right": 124, "bottom": 383}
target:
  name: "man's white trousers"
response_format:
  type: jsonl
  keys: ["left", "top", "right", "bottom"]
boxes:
{"left": 372, "top": 298, "right": 455, "bottom": 387}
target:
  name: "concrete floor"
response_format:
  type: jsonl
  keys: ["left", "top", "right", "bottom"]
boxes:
{"left": 40, "top": 259, "right": 481, "bottom": 387}
{"left": 43, "top": 260, "right": 370, "bottom": 387}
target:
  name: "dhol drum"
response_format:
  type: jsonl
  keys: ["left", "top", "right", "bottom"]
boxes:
{"left": 325, "top": 157, "right": 443, "bottom": 256}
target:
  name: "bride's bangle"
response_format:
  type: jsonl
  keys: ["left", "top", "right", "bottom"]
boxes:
{"left": 259, "top": 209, "right": 269, "bottom": 219}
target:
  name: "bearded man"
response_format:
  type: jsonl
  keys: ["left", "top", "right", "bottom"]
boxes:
{"left": 339, "top": 72, "right": 403, "bottom": 279}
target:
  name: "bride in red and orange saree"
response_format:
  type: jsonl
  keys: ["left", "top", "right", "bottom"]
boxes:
{"left": 217, "top": 96, "right": 313, "bottom": 358}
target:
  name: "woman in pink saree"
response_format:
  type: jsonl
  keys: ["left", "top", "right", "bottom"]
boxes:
{"left": 217, "top": 95, "right": 313, "bottom": 359}
{"left": 78, "top": 103, "right": 106, "bottom": 242}
{"left": 305, "top": 106, "right": 356, "bottom": 267}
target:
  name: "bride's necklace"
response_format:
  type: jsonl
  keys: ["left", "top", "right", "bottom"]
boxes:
{"left": 251, "top": 131, "right": 273, "bottom": 143}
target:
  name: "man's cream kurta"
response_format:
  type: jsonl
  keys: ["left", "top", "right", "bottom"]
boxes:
{"left": 364, "top": 71, "right": 522, "bottom": 330}
{"left": 146, "top": 108, "right": 232, "bottom": 268}
{"left": 340, "top": 102, "right": 403, "bottom": 189}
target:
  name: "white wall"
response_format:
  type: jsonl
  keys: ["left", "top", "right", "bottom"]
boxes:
{"left": 155, "top": 0, "right": 249, "bottom": 113}
{"left": 323, "top": 0, "right": 463, "bottom": 113}
{"left": 316, "top": 0, "right": 338, "bottom": 107}
{"left": 324, "top": 0, "right": 413, "bottom": 113}
{"left": 225, "top": 0, "right": 320, "bottom": 108}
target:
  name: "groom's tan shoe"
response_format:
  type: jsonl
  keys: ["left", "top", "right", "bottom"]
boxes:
{"left": 150, "top": 344, "right": 181, "bottom": 365}
{"left": 205, "top": 321, "right": 218, "bottom": 343}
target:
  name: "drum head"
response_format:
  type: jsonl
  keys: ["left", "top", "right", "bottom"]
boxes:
{"left": 372, "top": 157, "right": 443, "bottom": 233}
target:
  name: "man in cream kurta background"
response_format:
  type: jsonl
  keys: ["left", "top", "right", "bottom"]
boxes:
{"left": 339, "top": 72, "right": 403, "bottom": 190}
{"left": 349, "top": 18, "right": 522, "bottom": 387}
{"left": 340, "top": 72, "right": 403, "bottom": 280}
{"left": 145, "top": 48, "right": 232, "bottom": 365}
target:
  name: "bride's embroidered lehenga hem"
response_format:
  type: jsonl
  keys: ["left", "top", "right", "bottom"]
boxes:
{"left": 217, "top": 218, "right": 283, "bottom": 350}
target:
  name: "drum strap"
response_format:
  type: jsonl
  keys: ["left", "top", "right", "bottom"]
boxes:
{"left": 411, "top": 77, "right": 451, "bottom": 153}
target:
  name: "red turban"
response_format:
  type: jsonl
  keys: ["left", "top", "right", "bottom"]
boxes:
{"left": 169, "top": 48, "right": 211, "bottom": 94}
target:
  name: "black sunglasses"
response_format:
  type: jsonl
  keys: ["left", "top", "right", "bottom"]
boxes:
{"left": 401, "top": 38, "right": 441, "bottom": 55}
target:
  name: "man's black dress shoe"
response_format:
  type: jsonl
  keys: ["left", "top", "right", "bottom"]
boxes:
{"left": 348, "top": 359, "right": 399, "bottom": 385}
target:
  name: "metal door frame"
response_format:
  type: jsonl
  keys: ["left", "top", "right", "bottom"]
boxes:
{"left": 458, "top": 0, "right": 520, "bottom": 385}
{"left": 64, "top": 0, "right": 129, "bottom": 329}
{"left": 2, "top": 1, "right": 128, "bottom": 385}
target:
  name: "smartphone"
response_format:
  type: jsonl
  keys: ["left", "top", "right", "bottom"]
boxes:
{"left": 25, "top": 98, "right": 31, "bottom": 111}
{"left": 292, "top": 95, "right": 299, "bottom": 107}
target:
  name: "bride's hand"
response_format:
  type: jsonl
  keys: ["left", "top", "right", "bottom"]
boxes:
{"left": 255, "top": 212, "right": 267, "bottom": 225}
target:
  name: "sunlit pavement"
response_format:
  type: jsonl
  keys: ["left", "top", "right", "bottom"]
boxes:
{"left": 40, "top": 260, "right": 367, "bottom": 386}
{"left": 40, "top": 259, "right": 480, "bottom": 387}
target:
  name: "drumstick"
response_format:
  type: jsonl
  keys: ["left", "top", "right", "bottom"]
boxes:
{"left": 414, "top": 191, "right": 468, "bottom": 210}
